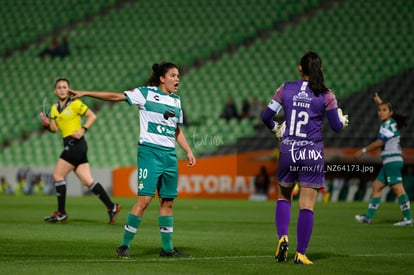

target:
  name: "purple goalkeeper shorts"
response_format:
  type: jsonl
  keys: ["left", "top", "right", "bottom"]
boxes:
{"left": 277, "top": 139, "right": 325, "bottom": 189}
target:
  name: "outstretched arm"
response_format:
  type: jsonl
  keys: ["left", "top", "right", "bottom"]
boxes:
{"left": 355, "top": 139, "right": 384, "bottom": 157}
{"left": 69, "top": 89, "right": 126, "bottom": 102}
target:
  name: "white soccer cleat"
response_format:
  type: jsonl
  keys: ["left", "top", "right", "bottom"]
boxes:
{"left": 393, "top": 218, "right": 413, "bottom": 226}
{"left": 355, "top": 214, "right": 372, "bottom": 224}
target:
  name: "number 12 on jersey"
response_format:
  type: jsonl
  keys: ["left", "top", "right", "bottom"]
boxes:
{"left": 288, "top": 110, "right": 309, "bottom": 138}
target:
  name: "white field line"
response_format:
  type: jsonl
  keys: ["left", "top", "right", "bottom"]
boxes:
{"left": 2, "top": 253, "right": 414, "bottom": 264}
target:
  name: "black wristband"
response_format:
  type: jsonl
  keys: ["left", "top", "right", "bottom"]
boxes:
{"left": 82, "top": 126, "right": 88, "bottom": 132}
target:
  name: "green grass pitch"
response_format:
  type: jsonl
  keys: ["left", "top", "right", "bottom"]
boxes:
{"left": 0, "top": 196, "right": 413, "bottom": 274}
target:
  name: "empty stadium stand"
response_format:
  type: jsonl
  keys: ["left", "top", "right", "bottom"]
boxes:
{"left": 1, "top": 0, "right": 413, "bottom": 167}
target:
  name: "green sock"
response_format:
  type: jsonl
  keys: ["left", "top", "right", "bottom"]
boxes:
{"left": 366, "top": 197, "right": 381, "bottom": 220}
{"left": 159, "top": 216, "right": 174, "bottom": 252}
{"left": 120, "top": 213, "right": 141, "bottom": 248}
{"left": 398, "top": 194, "right": 412, "bottom": 220}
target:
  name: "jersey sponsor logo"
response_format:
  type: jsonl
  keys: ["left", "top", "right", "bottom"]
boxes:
{"left": 157, "top": 125, "right": 175, "bottom": 136}
{"left": 293, "top": 91, "right": 311, "bottom": 102}
{"left": 293, "top": 90, "right": 311, "bottom": 108}
{"left": 148, "top": 122, "right": 176, "bottom": 137}
{"left": 282, "top": 137, "right": 314, "bottom": 146}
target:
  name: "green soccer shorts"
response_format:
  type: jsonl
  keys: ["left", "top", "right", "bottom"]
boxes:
{"left": 376, "top": 162, "right": 403, "bottom": 186}
{"left": 136, "top": 145, "right": 178, "bottom": 198}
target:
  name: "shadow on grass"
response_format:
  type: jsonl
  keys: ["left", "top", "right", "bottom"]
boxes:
{"left": 311, "top": 251, "right": 349, "bottom": 262}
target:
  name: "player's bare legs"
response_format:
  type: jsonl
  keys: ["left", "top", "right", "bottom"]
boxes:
{"left": 391, "top": 183, "right": 406, "bottom": 198}
{"left": 130, "top": 196, "right": 153, "bottom": 217}
{"left": 74, "top": 163, "right": 94, "bottom": 187}
{"left": 298, "top": 187, "right": 318, "bottom": 211}
{"left": 371, "top": 180, "right": 386, "bottom": 198}
{"left": 159, "top": 198, "right": 174, "bottom": 216}
{"left": 53, "top": 158, "right": 74, "bottom": 182}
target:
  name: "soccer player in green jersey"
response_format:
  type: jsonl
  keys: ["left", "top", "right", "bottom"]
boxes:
{"left": 40, "top": 78, "right": 121, "bottom": 224}
{"left": 355, "top": 93, "right": 412, "bottom": 226}
{"left": 69, "top": 62, "right": 196, "bottom": 259}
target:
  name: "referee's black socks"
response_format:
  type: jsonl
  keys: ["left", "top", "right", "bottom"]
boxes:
{"left": 55, "top": 180, "right": 67, "bottom": 214}
{"left": 90, "top": 181, "right": 114, "bottom": 209}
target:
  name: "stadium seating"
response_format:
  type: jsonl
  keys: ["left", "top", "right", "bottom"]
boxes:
{"left": 1, "top": 0, "right": 413, "bottom": 167}
{"left": 0, "top": 0, "right": 118, "bottom": 56}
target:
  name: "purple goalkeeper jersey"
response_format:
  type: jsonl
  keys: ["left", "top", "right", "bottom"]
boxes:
{"left": 272, "top": 80, "right": 338, "bottom": 187}
{"left": 273, "top": 80, "right": 338, "bottom": 143}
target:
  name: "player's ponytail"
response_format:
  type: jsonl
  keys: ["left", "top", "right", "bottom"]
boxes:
{"left": 382, "top": 102, "right": 409, "bottom": 129}
{"left": 145, "top": 62, "right": 178, "bottom": 86}
{"left": 300, "top": 51, "right": 327, "bottom": 96}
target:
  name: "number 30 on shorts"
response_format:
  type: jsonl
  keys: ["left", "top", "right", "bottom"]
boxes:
{"left": 138, "top": 168, "right": 148, "bottom": 179}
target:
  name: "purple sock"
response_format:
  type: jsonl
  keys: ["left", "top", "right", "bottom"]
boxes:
{"left": 296, "top": 209, "right": 314, "bottom": 254}
{"left": 275, "top": 200, "right": 291, "bottom": 238}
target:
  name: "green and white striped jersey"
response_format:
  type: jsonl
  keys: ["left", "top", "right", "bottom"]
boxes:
{"left": 378, "top": 118, "right": 402, "bottom": 164}
{"left": 124, "top": 86, "right": 183, "bottom": 150}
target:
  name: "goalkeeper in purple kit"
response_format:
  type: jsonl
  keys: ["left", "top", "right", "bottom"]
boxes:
{"left": 262, "top": 51, "right": 348, "bottom": 264}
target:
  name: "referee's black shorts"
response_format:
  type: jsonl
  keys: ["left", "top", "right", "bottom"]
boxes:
{"left": 60, "top": 136, "right": 88, "bottom": 167}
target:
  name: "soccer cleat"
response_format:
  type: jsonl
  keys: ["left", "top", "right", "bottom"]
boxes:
{"left": 275, "top": 235, "right": 288, "bottom": 262}
{"left": 355, "top": 214, "right": 372, "bottom": 224}
{"left": 108, "top": 203, "right": 121, "bottom": 224}
{"left": 159, "top": 247, "right": 191, "bottom": 257}
{"left": 393, "top": 218, "right": 414, "bottom": 226}
{"left": 294, "top": 252, "right": 313, "bottom": 265}
{"left": 116, "top": 245, "right": 130, "bottom": 259}
{"left": 44, "top": 211, "right": 68, "bottom": 223}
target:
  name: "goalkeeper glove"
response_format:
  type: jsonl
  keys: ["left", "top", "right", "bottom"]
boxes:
{"left": 40, "top": 112, "right": 50, "bottom": 127}
{"left": 337, "top": 108, "right": 349, "bottom": 128}
{"left": 272, "top": 121, "right": 286, "bottom": 139}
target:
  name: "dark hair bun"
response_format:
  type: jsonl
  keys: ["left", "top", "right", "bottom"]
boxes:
{"left": 152, "top": 63, "right": 159, "bottom": 72}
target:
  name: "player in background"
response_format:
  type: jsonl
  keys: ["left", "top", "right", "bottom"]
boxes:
{"left": 262, "top": 51, "right": 348, "bottom": 264}
{"left": 355, "top": 93, "right": 412, "bottom": 226}
{"left": 40, "top": 78, "right": 121, "bottom": 224}
{"left": 68, "top": 62, "right": 196, "bottom": 259}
